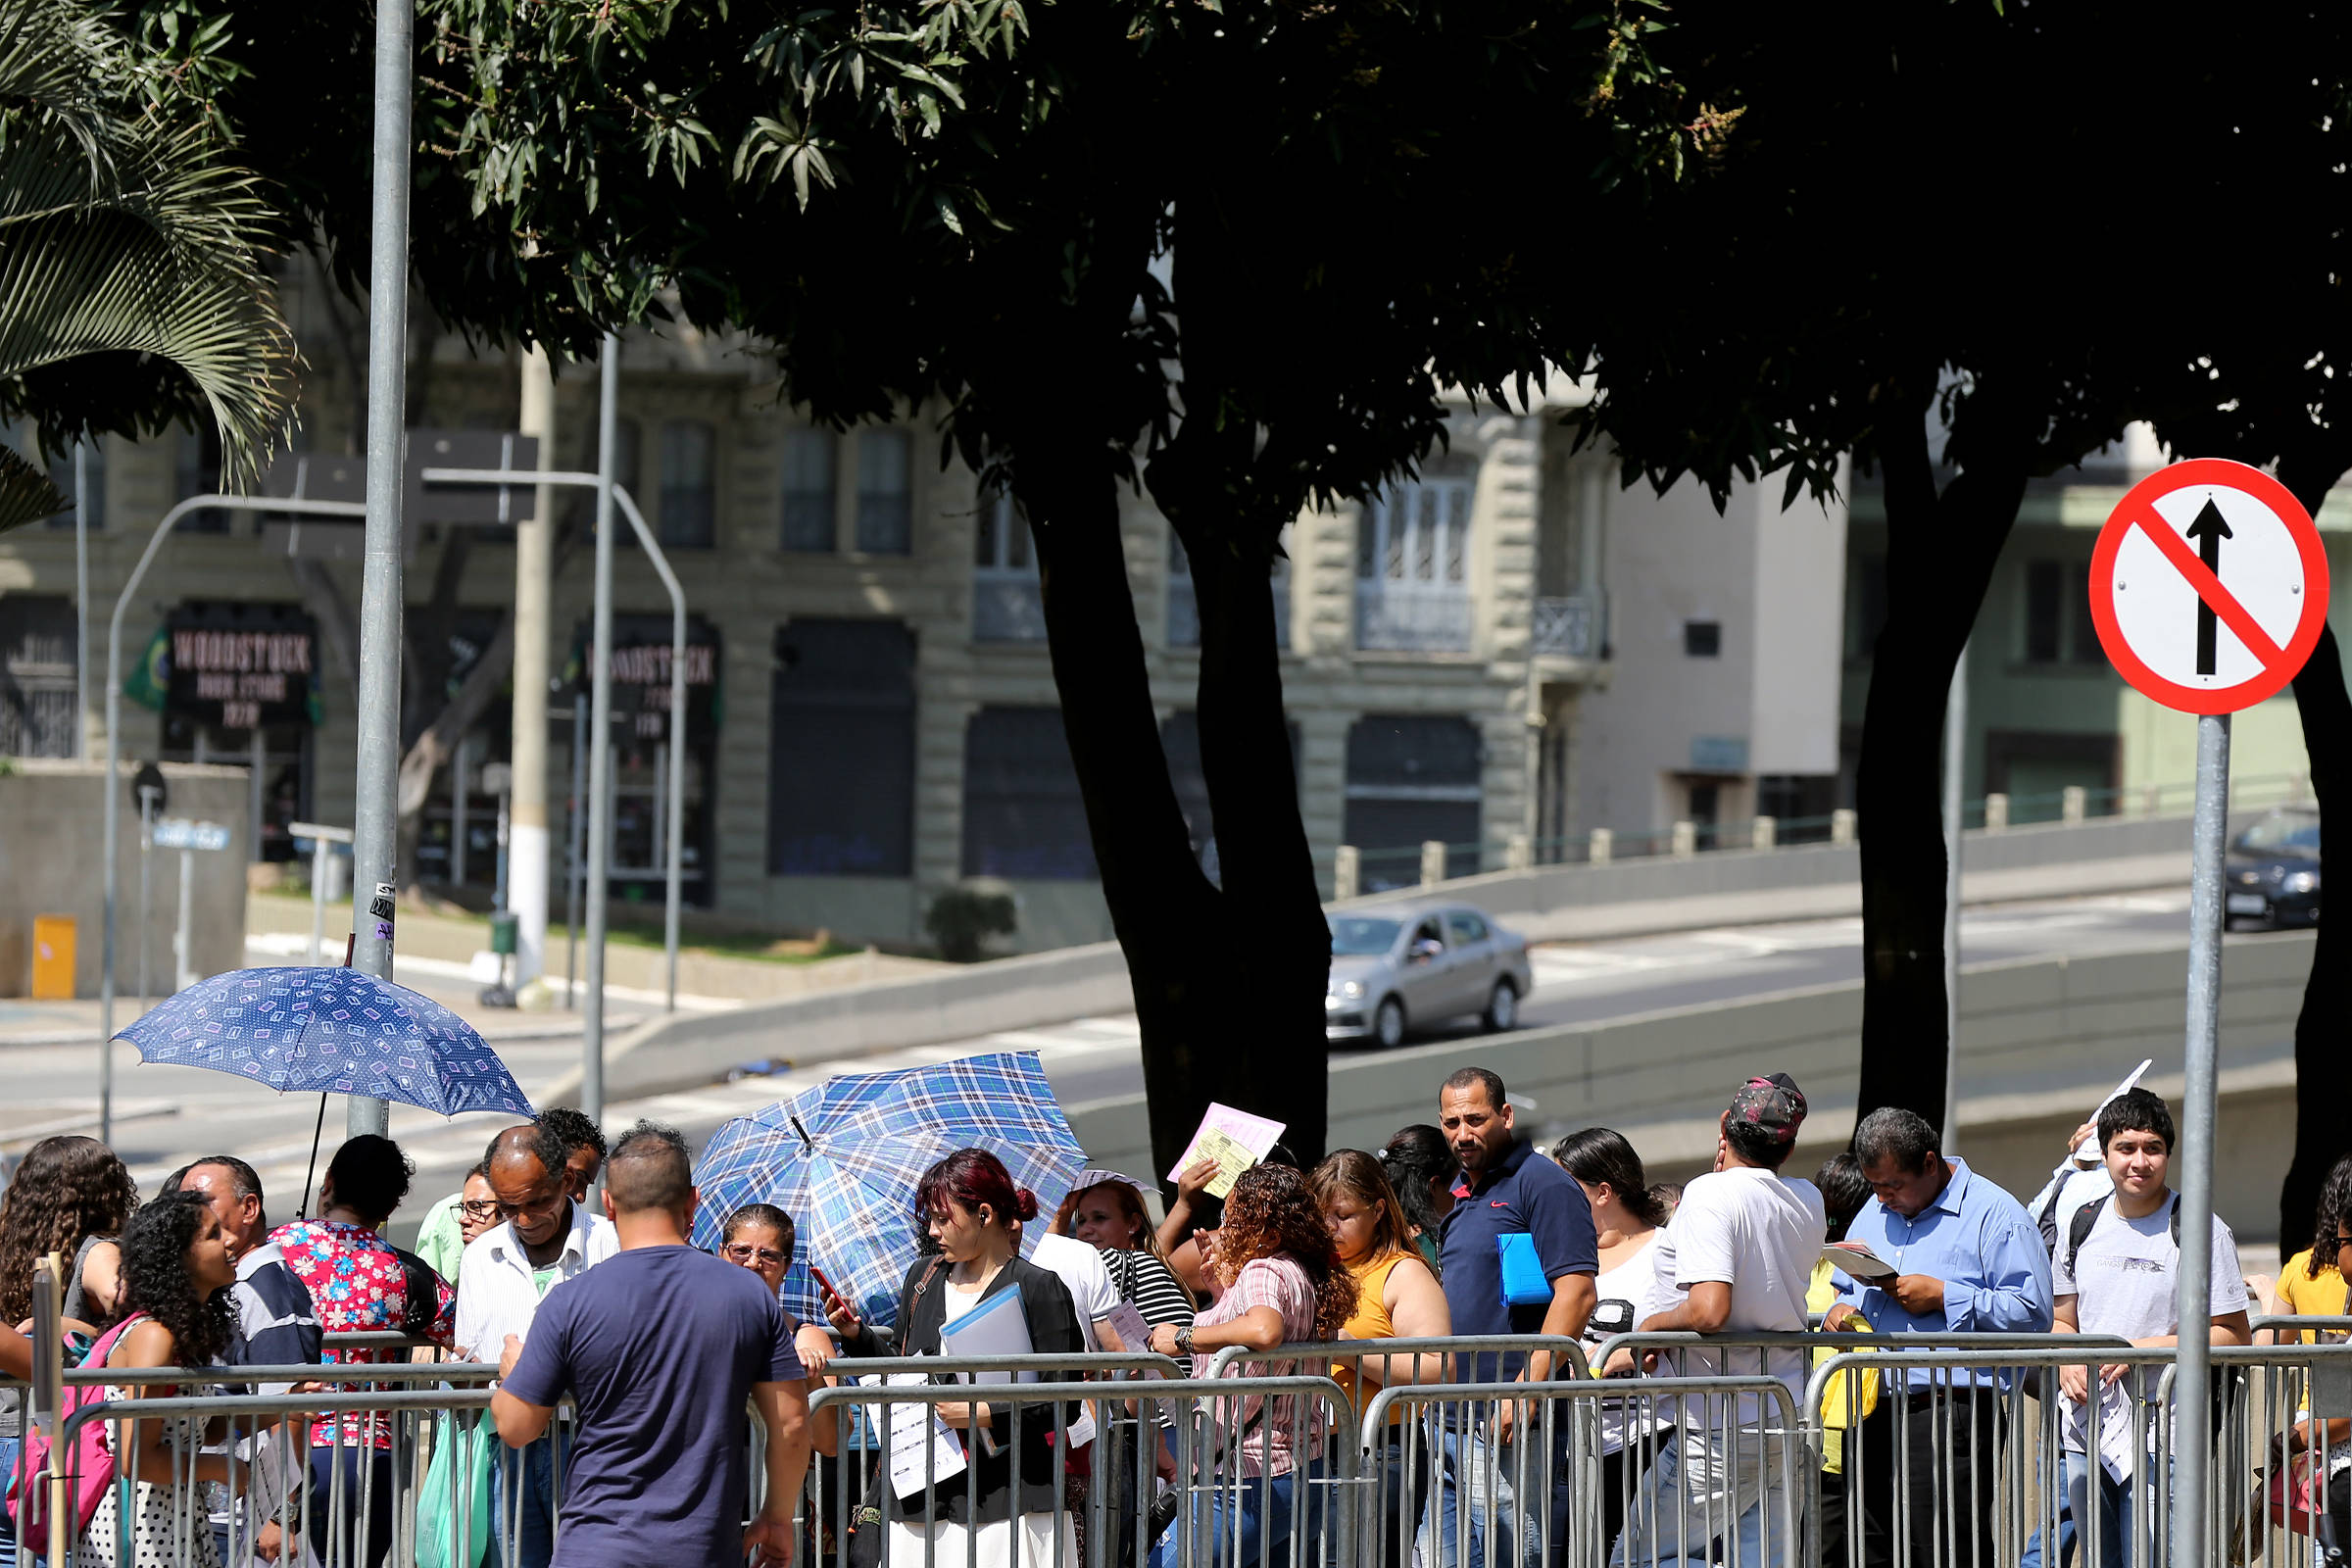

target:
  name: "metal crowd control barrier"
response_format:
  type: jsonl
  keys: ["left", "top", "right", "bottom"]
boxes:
{"left": 808, "top": 1373, "right": 1359, "bottom": 1568}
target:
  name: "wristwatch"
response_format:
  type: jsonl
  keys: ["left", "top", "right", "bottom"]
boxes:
{"left": 1174, "top": 1325, "right": 1196, "bottom": 1356}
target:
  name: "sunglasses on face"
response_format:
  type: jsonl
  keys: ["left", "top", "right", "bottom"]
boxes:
{"left": 724, "top": 1244, "right": 788, "bottom": 1266}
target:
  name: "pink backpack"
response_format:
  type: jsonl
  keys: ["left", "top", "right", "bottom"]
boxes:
{"left": 7, "top": 1313, "right": 145, "bottom": 1541}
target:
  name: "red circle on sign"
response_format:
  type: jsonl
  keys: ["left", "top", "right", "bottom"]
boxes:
{"left": 2086, "top": 458, "right": 2330, "bottom": 715}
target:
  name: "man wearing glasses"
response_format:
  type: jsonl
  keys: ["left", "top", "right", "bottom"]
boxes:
{"left": 456, "top": 1119, "right": 620, "bottom": 1568}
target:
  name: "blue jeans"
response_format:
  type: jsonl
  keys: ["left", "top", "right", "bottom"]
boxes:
{"left": 2019, "top": 1450, "right": 2077, "bottom": 1568}
{"left": 2064, "top": 1450, "right": 2173, "bottom": 1568}
{"left": 0, "top": 1435, "right": 18, "bottom": 1558}
{"left": 1608, "top": 1433, "right": 1788, "bottom": 1568}
{"left": 1431, "top": 1426, "right": 1544, "bottom": 1568}
{"left": 491, "top": 1433, "right": 561, "bottom": 1568}
{"left": 1150, "top": 1463, "right": 1324, "bottom": 1568}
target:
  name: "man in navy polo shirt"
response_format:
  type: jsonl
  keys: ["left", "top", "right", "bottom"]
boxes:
{"left": 1436, "top": 1066, "right": 1599, "bottom": 1568}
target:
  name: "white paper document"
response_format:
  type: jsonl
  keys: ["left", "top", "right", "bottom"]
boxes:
{"left": 1821, "top": 1243, "right": 1899, "bottom": 1284}
{"left": 874, "top": 1373, "right": 967, "bottom": 1499}
{"left": 1102, "top": 1300, "right": 1152, "bottom": 1360}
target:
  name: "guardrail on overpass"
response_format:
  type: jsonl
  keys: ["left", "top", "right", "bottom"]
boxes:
{"left": 1065, "top": 928, "right": 2315, "bottom": 1243}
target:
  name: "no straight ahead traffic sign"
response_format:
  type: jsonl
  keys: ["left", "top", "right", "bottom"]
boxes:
{"left": 2087, "top": 457, "right": 2330, "bottom": 713}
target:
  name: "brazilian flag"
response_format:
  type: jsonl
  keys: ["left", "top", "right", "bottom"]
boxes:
{"left": 122, "top": 625, "right": 170, "bottom": 712}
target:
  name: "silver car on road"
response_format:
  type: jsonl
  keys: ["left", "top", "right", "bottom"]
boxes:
{"left": 1324, "top": 901, "right": 1534, "bottom": 1049}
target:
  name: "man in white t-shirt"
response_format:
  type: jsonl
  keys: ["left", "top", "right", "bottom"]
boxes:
{"left": 1609, "top": 1073, "right": 1827, "bottom": 1568}
{"left": 2050, "top": 1088, "right": 2249, "bottom": 1568}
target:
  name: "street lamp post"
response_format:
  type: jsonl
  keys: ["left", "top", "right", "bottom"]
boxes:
{"left": 99, "top": 494, "right": 368, "bottom": 1145}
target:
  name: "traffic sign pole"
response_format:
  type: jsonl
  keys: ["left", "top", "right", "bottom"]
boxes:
{"left": 2085, "top": 457, "right": 2328, "bottom": 1568}
{"left": 2177, "top": 709, "right": 2230, "bottom": 1563}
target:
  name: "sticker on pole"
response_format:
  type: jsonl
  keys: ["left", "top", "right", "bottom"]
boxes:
{"left": 2087, "top": 458, "right": 2330, "bottom": 714}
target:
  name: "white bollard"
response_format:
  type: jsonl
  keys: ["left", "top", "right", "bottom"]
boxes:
{"left": 1670, "top": 820, "right": 1697, "bottom": 859}
{"left": 1335, "top": 845, "right": 1360, "bottom": 902}
{"left": 1505, "top": 832, "right": 1532, "bottom": 871}
{"left": 1830, "top": 808, "right": 1856, "bottom": 845}
{"left": 1752, "top": 815, "right": 1777, "bottom": 851}
{"left": 2061, "top": 785, "right": 2086, "bottom": 824}
{"left": 1419, "top": 840, "right": 1447, "bottom": 888}
{"left": 1588, "top": 828, "right": 1613, "bottom": 865}
{"left": 1984, "top": 793, "right": 2010, "bottom": 832}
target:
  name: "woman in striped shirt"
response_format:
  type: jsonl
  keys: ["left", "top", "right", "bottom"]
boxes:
{"left": 1055, "top": 1175, "right": 1197, "bottom": 1327}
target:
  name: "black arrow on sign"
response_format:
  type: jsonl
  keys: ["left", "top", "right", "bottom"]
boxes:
{"left": 2184, "top": 497, "right": 2232, "bottom": 675}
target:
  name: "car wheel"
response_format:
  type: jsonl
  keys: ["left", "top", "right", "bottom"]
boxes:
{"left": 1373, "top": 997, "right": 1407, "bottom": 1050}
{"left": 1483, "top": 980, "right": 1519, "bottom": 1033}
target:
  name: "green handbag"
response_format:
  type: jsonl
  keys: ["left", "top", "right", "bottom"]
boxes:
{"left": 416, "top": 1410, "right": 493, "bottom": 1568}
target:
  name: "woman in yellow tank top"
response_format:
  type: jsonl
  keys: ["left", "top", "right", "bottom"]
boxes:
{"left": 1310, "top": 1152, "right": 1450, "bottom": 1568}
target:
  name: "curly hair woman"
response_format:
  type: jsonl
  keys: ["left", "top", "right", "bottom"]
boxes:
{"left": 1146, "top": 1164, "right": 1357, "bottom": 1568}
{"left": 0, "top": 1134, "right": 139, "bottom": 1328}
{"left": 77, "top": 1189, "right": 240, "bottom": 1568}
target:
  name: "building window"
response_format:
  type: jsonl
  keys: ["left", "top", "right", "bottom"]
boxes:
{"left": 973, "top": 490, "right": 1046, "bottom": 643}
{"left": 177, "top": 423, "right": 227, "bottom": 533}
{"left": 0, "top": 596, "right": 77, "bottom": 758}
{"left": 779, "top": 427, "right": 836, "bottom": 553}
{"left": 2023, "top": 560, "right": 2101, "bottom": 664}
{"left": 658, "top": 419, "right": 716, "bottom": 549}
{"left": 1343, "top": 714, "right": 1482, "bottom": 889}
{"left": 1356, "top": 475, "right": 1474, "bottom": 651}
{"left": 1683, "top": 618, "right": 1722, "bottom": 659}
{"left": 856, "top": 428, "right": 914, "bottom": 555}
{"left": 962, "top": 707, "right": 1095, "bottom": 879}
{"left": 768, "top": 620, "right": 916, "bottom": 876}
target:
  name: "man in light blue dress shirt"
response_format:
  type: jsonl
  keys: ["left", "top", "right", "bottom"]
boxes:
{"left": 1821, "top": 1107, "right": 2053, "bottom": 1567}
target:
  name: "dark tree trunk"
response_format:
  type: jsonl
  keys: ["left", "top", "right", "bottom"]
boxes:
{"left": 1014, "top": 446, "right": 1236, "bottom": 1181}
{"left": 1174, "top": 508, "right": 1332, "bottom": 1167}
{"left": 2272, "top": 456, "right": 2352, "bottom": 1262}
{"left": 1853, "top": 391, "right": 2032, "bottom": 1132}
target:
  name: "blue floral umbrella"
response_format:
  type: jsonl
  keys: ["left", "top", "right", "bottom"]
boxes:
{"left": 116, "top": 966, "right": 535, "bottom": 1116}
{"left": 690, "top": 1050, "right": 1087, "bottom": 1329}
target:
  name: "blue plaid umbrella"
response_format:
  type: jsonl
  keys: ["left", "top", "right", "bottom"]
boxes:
{"left": 690, "top": 1050, "right": 1087, "bottom": 1329}
{"left": 116, "top": 966, "right": 535, "bottom": 1118}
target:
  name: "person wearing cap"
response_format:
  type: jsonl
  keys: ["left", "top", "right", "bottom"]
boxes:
{"left": 1820, "top": 1107, "right": 2053, "bottom": 1568}
{"left": 1434, "top": 1066, "right": 1598, "bottom": 1568}
{"left": 1608, "top": 1073, "right": 1826, "bottom": 1568}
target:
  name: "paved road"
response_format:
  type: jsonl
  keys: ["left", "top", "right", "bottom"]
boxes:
{"left": 0, "top": 887, "right": 2292, "bottom": 1236}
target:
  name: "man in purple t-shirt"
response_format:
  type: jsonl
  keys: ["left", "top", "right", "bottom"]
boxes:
{"left": 493, "top": 1122, "right": 811, "bottom": 1567}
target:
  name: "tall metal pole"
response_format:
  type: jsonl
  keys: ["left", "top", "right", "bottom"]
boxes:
{"left": 511, "top": 348, "right": 557, "bottom": 986}
{"left": 1940, "top": 639, "right": 1968, "bottom": 1155}
{"left": 73, "top": 442, "right": 89, "bottom": 759}
{"left": 346, "top": 0, "right": 415, "bottom": 1139}
{"left": 581, "top": 334, "right": 618, "bottom": 1129}
{"left": 566, "top": 694, "right": 585, "bottom": 1006}
{"left": 2174, "top": 709, "right": 2229, "bottom": 1568}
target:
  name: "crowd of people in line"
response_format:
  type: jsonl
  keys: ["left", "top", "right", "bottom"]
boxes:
{"left": 0, "top": 1065, "right": 2340, "bottom": 1568}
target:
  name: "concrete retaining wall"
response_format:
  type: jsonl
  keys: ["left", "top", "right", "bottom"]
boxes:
{"left": 0, "top": 760, "right": 251, "bottom": 997}
{"left": 594, "top": 809, "right": 2208, "bottom": 1105}
{"left": 1417, "top": 811, "right": 2195, "bottom": 942}
{"left": 1067, "top": 931, "right": 2316, "bottom": 1243}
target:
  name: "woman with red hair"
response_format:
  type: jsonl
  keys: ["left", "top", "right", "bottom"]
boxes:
{"left": 830, "top": 1149, "right": 1085, "bottom": 1568}
{"left": 1146, "top": 1163, "right": 1357, "bottom": 1568}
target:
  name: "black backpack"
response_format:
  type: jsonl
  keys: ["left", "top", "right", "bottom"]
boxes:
{"left": 2065, "top": 1190, "right": 2181, "bottom": 1265}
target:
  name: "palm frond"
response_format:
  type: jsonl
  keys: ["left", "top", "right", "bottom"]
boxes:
{"left": 0, "top": 441, "right": 65, "bottom": 533}
{"left": 0, "top": 0, "right": 295, "bottom": 484}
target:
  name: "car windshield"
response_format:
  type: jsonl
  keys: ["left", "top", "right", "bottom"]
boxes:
{"left": 2235, "top": 815, "right": 2321, "bottom": 857}
{"left": 1329, "top": 916, "right": 1403, "bottom": 956}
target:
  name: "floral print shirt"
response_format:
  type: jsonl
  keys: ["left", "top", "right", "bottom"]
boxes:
{"left": 270, "top": 1219, "right": 455, "bottom": 1447}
